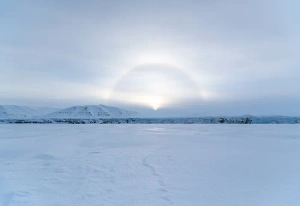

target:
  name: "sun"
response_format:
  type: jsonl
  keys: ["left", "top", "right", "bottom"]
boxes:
{"left": 153, "top": 105, "right": 159, "bottom": 111}
{"left": 144, "top": 95, "right": 164, "bottom": 110}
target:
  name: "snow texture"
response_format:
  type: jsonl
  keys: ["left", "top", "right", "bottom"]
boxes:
{"left": 1, "top": 125, "right": 300, "bottom": 206}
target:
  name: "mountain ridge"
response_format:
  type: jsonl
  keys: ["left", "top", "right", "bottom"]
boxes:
{"left": 0, "top": 105, "right": 59, "bottom": 119}
{"left": 0, "top": 104, "right": 139, "bottom": 119}
{"left": 43, "top": 104, "right": 140, "bottom": 119}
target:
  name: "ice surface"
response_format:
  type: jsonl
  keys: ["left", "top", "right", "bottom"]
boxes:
{"left": 1, "top": 125, "right": 300, "bottom": 206}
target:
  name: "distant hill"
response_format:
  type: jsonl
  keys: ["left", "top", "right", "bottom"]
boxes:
{"left": 0, "top": 105, "right": 59, "bottom": 119}
{"left": 44, "top": 104, "right": 140, "bottom": 119}
{"left": 1, "top": 104, "right": 299, "bottom": 124}
{"left": 1, "top": 116, "right": 300, "bottom": 124}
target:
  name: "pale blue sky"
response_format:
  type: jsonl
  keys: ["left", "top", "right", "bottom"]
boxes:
{"left": 1, "top": 0, "right": 300, "bottom": 116}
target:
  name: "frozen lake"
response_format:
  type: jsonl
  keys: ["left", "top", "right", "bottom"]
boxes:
{"left": 1, "top": 125, "right": 300, "bottom": 206}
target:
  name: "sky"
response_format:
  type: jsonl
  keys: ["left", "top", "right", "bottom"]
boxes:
{"left": 1, "top": 0, "right": 300, "bottom": 116}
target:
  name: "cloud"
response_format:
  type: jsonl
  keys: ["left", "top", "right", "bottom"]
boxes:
{"left": 1, "top": 0, "right": 299, "bottom": 115}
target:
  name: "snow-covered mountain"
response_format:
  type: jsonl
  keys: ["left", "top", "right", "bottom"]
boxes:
{"left": 33, "top": 107, "right": 60, "bottom": 115}
{"left": 0, "top": 105, "right": 59, "bottom": 119}
{"left": 44, "top": 104, "right": 140, "bottom": 119}
{"left": 1, "top": 116, "right": 300, "bottom": 124}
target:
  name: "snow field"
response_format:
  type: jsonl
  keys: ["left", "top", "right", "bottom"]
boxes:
{"left": 1, "top": 125, "right": 300, "bottom": 206}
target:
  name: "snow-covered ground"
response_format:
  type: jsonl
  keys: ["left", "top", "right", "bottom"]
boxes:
{"left": 1, "top": 125, "right": 300, "bottom": 206}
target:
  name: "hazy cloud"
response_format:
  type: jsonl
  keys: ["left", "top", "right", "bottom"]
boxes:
{"left": 1, "top": 0, "right": 299, "bottom": 115}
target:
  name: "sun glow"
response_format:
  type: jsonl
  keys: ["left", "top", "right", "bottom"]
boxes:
{"left": 144, "top": 95, "right": 165, "bottom": 110}
{"left": 107, "top": 63, "right": 215, "bottom": 110}
{"left": 107, "top": 92, "right": 168, "bottom": 110}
